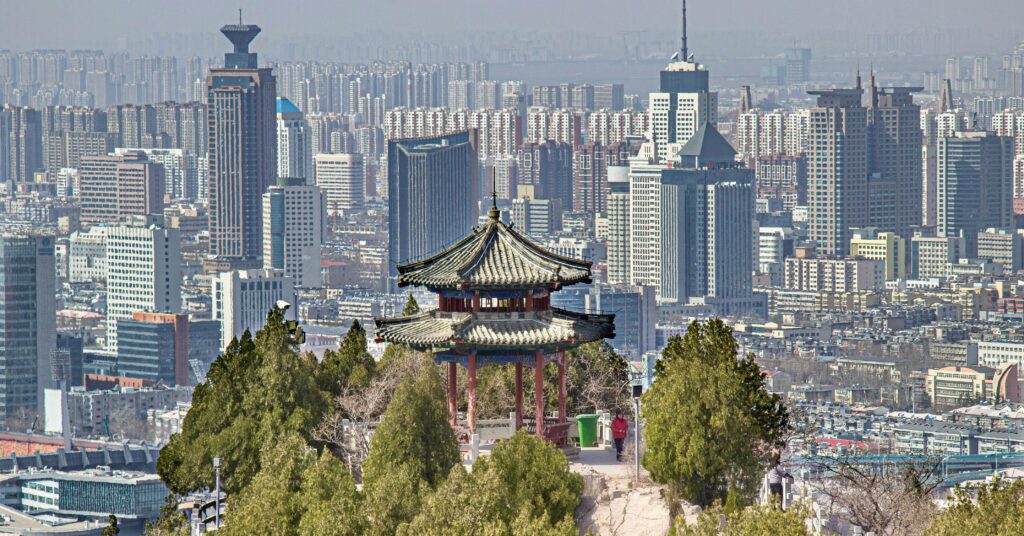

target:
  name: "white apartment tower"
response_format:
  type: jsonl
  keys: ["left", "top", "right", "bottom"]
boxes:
{"left": 105, "top": 222, "right": 182, "bottom": 351}
{"left": 314, "top": 153, "right": 365, "bottom": 215}
{"left": 262, "top": 177, "right": 325, "bottom": 289}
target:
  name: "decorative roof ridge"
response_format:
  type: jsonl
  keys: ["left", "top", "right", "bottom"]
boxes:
{"left": 455, "top": 221, "right": 500, "bottom": 279}
{"left": 395, "top": 225, "right": 485, "bottom": 275}
{"left": 498, "top": 219, "right": 594, "bottom": 271}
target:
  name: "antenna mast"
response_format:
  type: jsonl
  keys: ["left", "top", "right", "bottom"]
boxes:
{"left": 681, "top": 0, "right": 688, "bottom": 60}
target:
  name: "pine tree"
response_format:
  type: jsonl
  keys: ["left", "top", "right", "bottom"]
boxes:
{"left": 317, "top": 320, "right": 376, "bottom": 395}
{"left": 642, "top": 319, "right": 789, "bottom": 514}
{"left": 157, "top": 307, "right": 329, "bottom": 495}
{"left": 362, "top": 359, "right": 459, "bottom": 534}
{"left": 403, "top": 293, "right": 421, "bottom": 316}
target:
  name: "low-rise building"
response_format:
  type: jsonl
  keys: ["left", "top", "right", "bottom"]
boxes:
{"left": 925, "top": 363, "right": 1019, "bottom": 408}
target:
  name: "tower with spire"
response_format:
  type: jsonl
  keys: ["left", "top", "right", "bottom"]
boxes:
{"left": 204, "top": 18, "right": 278, "bottom": 271}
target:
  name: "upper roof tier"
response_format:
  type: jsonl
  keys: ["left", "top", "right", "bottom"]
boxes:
{"left": 396, "top": 205, "right": 592, "bottom": 289}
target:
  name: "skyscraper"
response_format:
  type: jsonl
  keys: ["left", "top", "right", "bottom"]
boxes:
{"left": 647, "top": 2, "right": 717, "bottom": 163}
{"left": 206, "top": 21, "right": 276, "bottom": 270}
{"left": 387, "top": 130, "right": 479, "bottom": 275}
{"left": 629, "top": 125, "right": 761, "bottom": 317}
{"left": 867, "top": 75, "right": 923, "bottom": 240}
{"left": 276, "top": 97, "right": 312, "bottom": 183}
{"left": 0, "top": 235, "right": 56, "bottom": 423}
{"left": 807, "top": 81, "right": 869, "bottom": 257}
{"left": 262, "top": 177, "right": 325, "bottom": 288}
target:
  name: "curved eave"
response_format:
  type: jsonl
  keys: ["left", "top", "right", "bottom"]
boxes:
{"left": 374, "top": 308, "right": 615, "bottom": 349}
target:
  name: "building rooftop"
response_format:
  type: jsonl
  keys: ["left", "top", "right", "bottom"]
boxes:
{"left": 677, "top": 123, "right": 736, "bottom": 167}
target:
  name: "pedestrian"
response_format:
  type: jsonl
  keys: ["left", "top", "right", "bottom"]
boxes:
{"left": 611, "top": 409, "right": 629, "bottom": 461}
{"left": 767, "top": 456, "right": 793, "bottom": 509}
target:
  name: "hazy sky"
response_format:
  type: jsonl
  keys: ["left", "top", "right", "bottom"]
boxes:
{"left": 2, "top": 0, "right": 1021, "bottom": 55}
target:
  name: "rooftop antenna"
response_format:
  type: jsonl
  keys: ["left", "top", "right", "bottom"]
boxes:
{"left": 681, "top": 0, "right": 689, "bottom": 61}
{"left": 239, "top": 8, "right": 242, "bottom": 25}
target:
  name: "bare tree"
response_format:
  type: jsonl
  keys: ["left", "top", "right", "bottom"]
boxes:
{"left": 808, "top": 456, "right": 941, "bottom": 536}
{"left": 312, "top": 349, "right": 425, "bottom": 481}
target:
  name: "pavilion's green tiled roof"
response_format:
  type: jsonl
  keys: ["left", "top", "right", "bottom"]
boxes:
{"left": 396, "top": 208, "right": 592, "bottom": 289}
{"left": 374, "top": 308, "right": 615, "bottom": 349}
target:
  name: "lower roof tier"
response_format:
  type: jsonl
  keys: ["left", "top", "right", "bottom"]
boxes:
{"left": 374, "top": 308, "right": 615, "bottom": 350}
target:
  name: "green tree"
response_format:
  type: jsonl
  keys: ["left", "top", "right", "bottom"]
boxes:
{"left": 362, "top": 359, "right": 460, "bottom": 534}
{"left": 674, "top": 501, "right": 811, "bottom": 536}
{"left": 102, "top": 515, "right": 120, "bottom": 536}
{"left": 158, "top": 308, "right": 329, "bottom": 495}
{"left": 317, "top": 320, "right": 376, "bottom": 395}
{"left": 403, "top": 293, "right": 421, "bottom": 316}
{"left": 401, "top": 431, "right": 583, "bottom": 535}
{"left": 926, "top": 478, "right": 1024, "bottom": 535}
{"left": 642, "top": 319, "right": 789, "bottom": 515}
{"left": 143, "top": 495, "right": 190, "bottom": 536}
{"left": 220, "top": 434, "right": 365, "bottom": 536}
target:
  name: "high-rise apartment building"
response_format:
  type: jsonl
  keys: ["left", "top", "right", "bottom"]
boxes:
{"left": 105, "top": 223, "right": 182, "bottom": 352}
{"left": 605, "top": 166, "right": 631, "bottom": 285}
{"left": 807, "top": 82, "right": 869, "bottom": 256}
{"left": 867, "top": 76, "right": 923, "bottom": 240}
{"left": 276, "top": 97, "right": 312, "bottom": 183}
{"left": 0, "top": 235, "right": 56, "bottom": 422}
{"left": 212, "top": 269, "right": 294, "bottom": 351}
{"left": 1, "top": 105, "right": 43, "bottom": 182}
{"left": 518, "top": 140, "right": 573, "bottom": 212}
{"left": 79, "top": 150, "right": 165, "bottom": 226}
{"left": 314, "top": 153, "right": 365, "bottom": 215}
{"left": 594, "top": 83, "right": 626, "bottom": 111}
{"left": 937, "top": 131, "right": 1014, "bottom": 254}
{"left": 262, "top": 177, "right": 324, "bottom": 288}
{"left": 572, "top": 140, "right": 639, "bottom": 215}
{"left": 387, "top": 130, "right": 479, "bottom": 274}
{"left": 206, "top": 22, "right": 276, "bottom": 269}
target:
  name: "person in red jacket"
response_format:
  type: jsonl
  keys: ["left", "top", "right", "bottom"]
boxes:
{"left": 611, "top": 409, "right": 629, "bottom": 461}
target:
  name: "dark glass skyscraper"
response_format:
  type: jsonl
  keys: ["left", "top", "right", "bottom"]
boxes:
{"left": 387, "top": 130, "right": 479, "bottom": 276}
{"left": 206, "top": 22, "right": 277, "bottom": 270}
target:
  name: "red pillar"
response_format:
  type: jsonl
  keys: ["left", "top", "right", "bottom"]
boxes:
{"left": 557, "top": 352, "right": 566, "bottom": 424}
{"left": 447, "top": 362, "right": 457, "bottom": 429}
{"left": 468, "top": 351, "right": 478, "bottom": 435}
{"left": 514, "top": 362, "right": 523, "bottom": 431}
{"left": 535, "top": 350, "right": 544, "bottom": 438}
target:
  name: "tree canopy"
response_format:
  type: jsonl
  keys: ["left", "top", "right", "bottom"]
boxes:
{"left": 317, "top": 320, "right": 376, "bottom": 396}
{"left": 362, "top": 358, "right": 460, "bottom": 534}
{"left": 642, "top": 319, "right": 789, "bottom": 514}
{"left": 675, "top": 501, "right": 811, "bottom": 536}
{"left": 400, "top": 431, "right": 583, "bottom": 535}
{"left": 219, "top": 433, "right": 365, "bottom": 536}
{"left": 925, "top": 478, "right": 1024, "bottom": 535}
{"left": 158, "top": 308, "right": 329, "bottom": 495}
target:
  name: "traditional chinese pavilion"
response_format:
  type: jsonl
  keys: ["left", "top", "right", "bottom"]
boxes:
{"left": 375, "top": 202, "right": 615, "bottom": 445}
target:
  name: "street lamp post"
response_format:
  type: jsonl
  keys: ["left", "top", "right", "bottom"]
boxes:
{"left": 213, "top": 457, "right": 221, "bottom": 529}
{"left": 632, "top": 384, "right": 642, "bottom": 481}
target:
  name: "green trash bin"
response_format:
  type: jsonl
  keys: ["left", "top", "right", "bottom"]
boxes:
{"left": 577, "top": 414, "right": 598, "bottom": 447}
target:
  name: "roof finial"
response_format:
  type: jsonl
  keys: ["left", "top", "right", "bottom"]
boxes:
{"left": 488, "top": 175, "right": 500, "bottom": 221}
{"left": 239, "top": 8, "right": 243, "bottom": 25}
